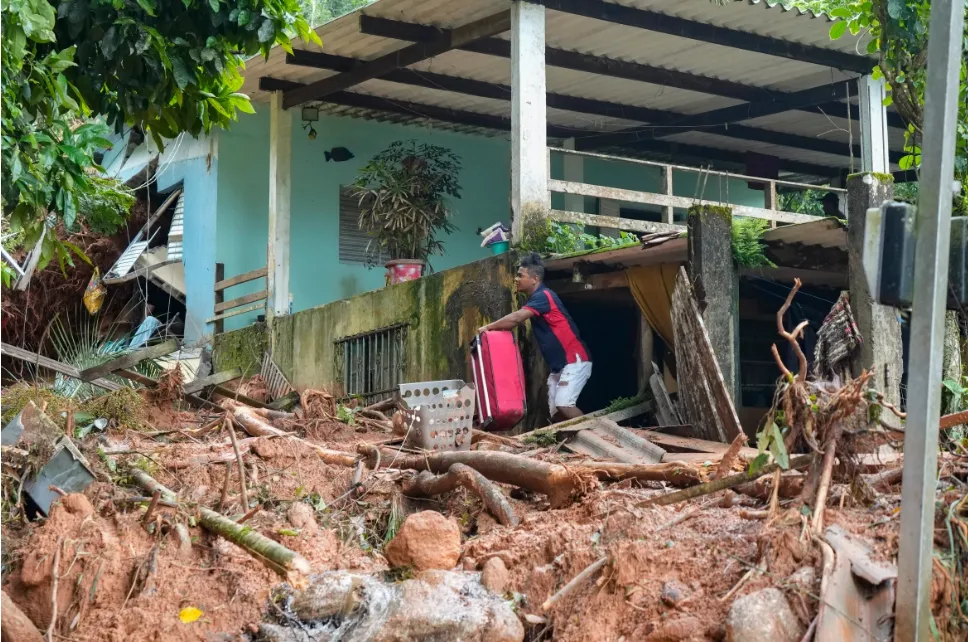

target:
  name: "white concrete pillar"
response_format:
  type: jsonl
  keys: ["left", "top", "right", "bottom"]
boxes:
{"left": 858, "top": 75, "right": 890, "bottom": 174}
{"left": 511, "top": 0, "right": 549, "bottom": 241}
{"left": 562, "top": 138, "right": 584, "bottom": 214}
{"left": 267, "top": 92, "right": 292, "bottom": 318}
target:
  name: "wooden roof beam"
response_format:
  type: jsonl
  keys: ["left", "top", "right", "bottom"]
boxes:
{"left": 286, "top": 50, "right": 894, "bottom": 163}
{"left": 538, "top": 0, "right": 873, "bottom": 73}
{"left": 282, "top": 10, "right": 511, "bottom": 108}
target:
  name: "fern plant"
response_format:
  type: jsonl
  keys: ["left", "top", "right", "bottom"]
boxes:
{"left": 731, "top": 218, "right": 775, "bottom": 269}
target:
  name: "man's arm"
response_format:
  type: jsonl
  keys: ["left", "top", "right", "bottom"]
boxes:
{"left": 479, "top": 308, "right": 535, "bottom": 333}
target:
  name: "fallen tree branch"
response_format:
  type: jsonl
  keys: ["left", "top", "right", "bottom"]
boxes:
{"left": 46, "top": 537, "right": 63, "bottom": 642}
{"left": 225, "top": 417, "right": 249, "bottom": 511}
{"left": 714, "top": 432, "right": 748, "bottom": 480}
{"left": 127, "top": 469, "right": 178, "bottom": 502}
{"left": 198, "top": 508, "right": 311, "bottom": 583}
{"left": 583, "top": 461, "right": 701, "bottom": 487}
{"left": 229, "top": 406, "right": 358, "bottom": 467}
{"left": 403, "top": 463, "right": 519, "bottom": 527}
{"left": 542, "top": 556, "right": 608, "bottom": 612}
{"left": 638, "top": 455, "right": 814, "bottom": 507}
{"left": 472, "top": 429, "right": 522, "bottom": 448}
{"left": 2, "top": 590, "right": 45, "bottom": 642}
{"left": 359, "top": 445, "right": 583, "bottom": 508}
{"left": 941, "top": 409, "right": 968, "bottom": 430}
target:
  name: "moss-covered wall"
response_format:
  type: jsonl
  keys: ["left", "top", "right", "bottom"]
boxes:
{"left": 212, "top": 322, "right": 269, "bottom": 377}
{"left": 269, "top": 254, "right": 516, "bottom": 391}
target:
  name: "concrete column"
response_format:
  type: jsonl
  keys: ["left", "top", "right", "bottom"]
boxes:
{"left": 562, "top": 138, "right": 584, "bottom": 214}
{"left": 846, "top": 173, "right": 903, "bottom": 416}
{"left": 687, "top": 207, "right": 740, "bottom": 403}
{"left": 267, "top": 92, "right": 292, "bottom": 319}
{"left": 510, "top": 0, "right": 548, "bottom": 241}
{"left": 858, "top": 75, "right": 890, "bottom": 174}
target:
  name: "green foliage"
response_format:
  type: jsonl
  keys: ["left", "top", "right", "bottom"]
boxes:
{"left": 522, "top": 429, "right": 558, "bottom": 447}
{"left": 2, "top": 0, "right": 320, "bottom": 273}
{"left": 731, "top": 217, "right": 775, "bottom": 269}
{"left": 604, "top": 393, "right": 647, "bottom": 413}
{"left": 792, "top": 0, "right": 967, "bottom": 215}
{"left": 298, "top": 0, "right": 372, "bottom": 27}
{"left": 522, "top": 219, "right": 639, "bottom": 255}
{"left": 336, "top": 403, "right": 356, "bottom": 424}
{"left": 353, "top": 140, "right": 462, "bottom": 264}
{"left": 750, "top": 420, "right": 789, "bottom": 473}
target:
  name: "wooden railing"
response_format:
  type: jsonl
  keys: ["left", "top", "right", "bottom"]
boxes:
{"left": 209, "top": 263, "right": 268, "bottom": 333}
{"left": 548, "top": 148, "right": 846, "bottom": 232}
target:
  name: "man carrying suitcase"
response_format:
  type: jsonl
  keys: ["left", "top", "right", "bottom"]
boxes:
{"left": 479, "top": 252, "right": 592, "bottom": 420}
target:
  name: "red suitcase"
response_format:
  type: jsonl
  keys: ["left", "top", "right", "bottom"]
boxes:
{"left": 471, "top": 330, "right": 527, "bottom": 431}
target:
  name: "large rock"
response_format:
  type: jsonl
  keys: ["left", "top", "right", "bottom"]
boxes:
{"left": 287, "top": 502, "right": 319, "bottom": 535}
{"left": 725, "top": 588, "right": 804, "bottom": 642}
{"left": 384, "top": 511, "right": 460, "bottom": 571}
{"left": 480, "top": 557, "right": 509, "bottom": 594}
{"left": 264, "top": 570, "right": 524, "bottom": 642}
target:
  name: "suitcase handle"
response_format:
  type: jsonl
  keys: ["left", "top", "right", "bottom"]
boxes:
{"left": 472, "top": 332, "right": 493, "bottom": 426}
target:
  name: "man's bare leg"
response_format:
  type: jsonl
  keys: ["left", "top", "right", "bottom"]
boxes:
{"left": 556, "top": 406, "right": 584, "bottom": 420}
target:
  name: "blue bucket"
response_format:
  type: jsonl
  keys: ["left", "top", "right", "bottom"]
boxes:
{"left": 490, "top": 240, "right": 510, "bottom": 255}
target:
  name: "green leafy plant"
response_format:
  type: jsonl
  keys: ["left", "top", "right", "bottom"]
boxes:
{"left": 942, "top": 376, "right": 968, "bottom": 413}
{"left": 2, "top": 0, "right": 321, "bottom": 275}
{"left": 353, "top": 140, "right": 462, "bottom": 266}
{"left": 792, "top": 0, "right": 967, "bottom": 216}
{"left": 731, "top": 217, "right": 775, "bottom": 269}
{"left": 529, "top": 220, "right": 639, "bottom": 255}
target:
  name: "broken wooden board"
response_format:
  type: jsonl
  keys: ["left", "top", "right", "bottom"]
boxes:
{"left": 79, "top": 339, "right": 178, "bottom": 382}
{"left": 183, "top": 368, "right": 242, "bottom": 395}
{"left": 564, "top": 418, "right": 665, "bottom": 464}
{"left": 1, "top": 342, "right": 121, "bottom": 391}
{"left": 816, "top": 524, "right": 896, "bottom": 642}
{"left": 636, "top": 430, "right": 758, "bottom": 459}
{"left": 649, "top": 373, "right": 680, "bottom": 426}
{"left": 515, "top": 401, "right": 652, "bottom": 442}
{"left": 670, "top": 267, "right": 743, "bottom": 443}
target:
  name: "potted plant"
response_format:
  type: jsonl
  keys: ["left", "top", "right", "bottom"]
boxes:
{"left": 352, "top": 140, "right": 461, "bottom": 284}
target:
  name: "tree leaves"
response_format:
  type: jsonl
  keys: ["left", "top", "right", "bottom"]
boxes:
{"left": 828, "top": 20, "right": 847, "bottom": 39}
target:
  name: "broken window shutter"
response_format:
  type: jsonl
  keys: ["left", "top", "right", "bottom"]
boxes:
{"left": 105, "top": 240, "right": 150, "bottom": 279}
{"left": 338, "top": 186, "right": 386, "bottom": 265}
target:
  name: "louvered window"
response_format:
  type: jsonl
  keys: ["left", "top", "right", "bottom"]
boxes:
{"left": 339, "top": 186, "right": 386, "bottom": 265}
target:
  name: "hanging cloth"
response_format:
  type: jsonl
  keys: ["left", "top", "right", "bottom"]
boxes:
{"left": 625, "top": 263, "right": 679, "bottom": 348}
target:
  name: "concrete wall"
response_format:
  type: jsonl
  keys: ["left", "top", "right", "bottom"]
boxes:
{"left": 216, "top": 109, "right": 512, "bottom": 331}
{"left": 253, "top": 254, "right": 516, "bottom": 391}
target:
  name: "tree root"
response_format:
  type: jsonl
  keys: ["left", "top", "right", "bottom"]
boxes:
{"left": 402, "top": 463, "right": 519, "bottom": 527}
{"left": 542, "top": 556, "right": 608, "bottom": 612}
{"left": 229, "top": 406, "right": 358, "bottom": 467}
{"left": 578, "top": 461, "right": 701, "bottom": 487}
{"left": 2, "top": 590, "right": 45, "bottom": 642}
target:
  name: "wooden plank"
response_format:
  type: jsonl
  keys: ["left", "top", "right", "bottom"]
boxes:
{"left": 214, "top": 290, "right": 267, "bottom": 314}
{"left": 0, "top": 343, "right": 121, "bottom": 391}
{"left": 549, "top": 180, "right": 816, "bottom": 224}
{"left": 215, "top": 267, "right": 267, "bottom": 292}
{"left": 638, "top": 430, "right": 758, "bottom": 459}
{"left": 282, "top": 10, "right": 512, "bottom": 108}
{"left": 103, "top": 259, "right": 180, "bottom": 285}
{"left": 211, "top": 384, "right": 272, "bottom": 410}
{"left": 516, "top": 401, "right": 652, "bottom": 440}
{"left": 206, "top": 302, "right": 265, "bottom": 324}
{"left": 650, "top": 373, "right": 679, "bottom": 427}
{"left": 78, "top": 339, "right": 178, "bottom": 382}
{"left": 182, "top": 368, "right": 242, "bottom": 395}
{"left": 214, "top": 263, "right": 225, "bottom": 335}
{"left": 671, "top": 267, "right": 744, "bottom": 443}
{"left": 550, "top": 209, "right": 684, "bottom": 235}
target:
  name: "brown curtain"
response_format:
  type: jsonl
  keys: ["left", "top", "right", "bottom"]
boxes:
{"left": 626, "top": 264, "right": 679, "bottom": 348}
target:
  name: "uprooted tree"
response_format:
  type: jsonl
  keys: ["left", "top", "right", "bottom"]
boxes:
{"left": 1, "top": 0, "right": 320, "bottom": 283}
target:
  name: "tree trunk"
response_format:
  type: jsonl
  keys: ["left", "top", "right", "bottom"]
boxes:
{"left": 1, "top": 591, "right": 44, "bottom": 642}
{"left": 198, "top": 508, "right": 311, "bottom": 583}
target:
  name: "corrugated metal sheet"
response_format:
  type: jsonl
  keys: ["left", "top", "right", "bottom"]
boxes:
{"left": 106, "top": 241, "right": 149, "bottom": 279}
{"left": 243, "top": 0, "right": 904, "bottom": 174}
{"left": 761, "top": 216, "right": 847, "bottom": 249}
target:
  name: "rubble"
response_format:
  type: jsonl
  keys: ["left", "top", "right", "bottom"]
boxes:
{"left": 725, "top": 588, "right": 804, "bottom": 642}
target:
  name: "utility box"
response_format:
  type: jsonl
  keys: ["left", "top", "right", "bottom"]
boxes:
{"left": 399, "top": 380, "right": 476, "bottom": 452}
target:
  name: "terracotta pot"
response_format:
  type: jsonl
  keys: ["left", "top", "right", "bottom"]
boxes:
{"left": 385, "top": 259, "right": 424, "bottom": 284}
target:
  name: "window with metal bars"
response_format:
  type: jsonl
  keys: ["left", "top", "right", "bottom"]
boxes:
{"left": 333, "top": 323, "right": 408, "bottom": 403}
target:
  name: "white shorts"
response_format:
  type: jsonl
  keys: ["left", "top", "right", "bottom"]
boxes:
{"left": 548, "top": 359, "right": 593, "bottom": 415}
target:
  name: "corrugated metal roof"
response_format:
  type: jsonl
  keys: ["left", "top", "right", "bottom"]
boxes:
{"left": 244, "top": 0, "right": 905, "bottom": 176}
{"left": 761, "top": 216, "right": 847, "bottom": 249}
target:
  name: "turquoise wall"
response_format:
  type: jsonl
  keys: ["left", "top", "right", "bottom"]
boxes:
{"left": 216, "top": 109, "right": 510, "bottom": 330}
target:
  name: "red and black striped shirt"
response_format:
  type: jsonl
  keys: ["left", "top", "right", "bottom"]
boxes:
{"left": 523, "top": 284, "right": 590, "bottom": 372}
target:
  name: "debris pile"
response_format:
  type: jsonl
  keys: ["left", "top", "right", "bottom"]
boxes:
{"left": 1, "top": 280, "right": 966, "bottom": 642}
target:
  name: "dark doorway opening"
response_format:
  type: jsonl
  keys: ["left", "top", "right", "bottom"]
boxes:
{"left": 557, "top": 289, "right": 640, "bottom": 414}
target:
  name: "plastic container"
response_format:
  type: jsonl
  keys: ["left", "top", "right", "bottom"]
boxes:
{"left": 385, "top": 259, "right": 424, "bottom": 284}
{"left": 399, "top": 380, "right": 476, "bottom": 451}
{"left": 490, "top": 241, "right": 510, "bottom": 255}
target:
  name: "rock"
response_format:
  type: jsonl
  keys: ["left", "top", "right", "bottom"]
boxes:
{"left": 481, "top": 557, "right": 509, "bottom": 594}
{"left": 787, "top": 566, "right": 817, "bottom": 593}
{"left": 384, "top": 511, "right": 460, "bottom": 571}
{"left": 267, "top": 570, "right": 523, "bottom": 642}
{"left": 660, "top": 579, "right": 689, "bottom": 607}
{"left": 642, "top": 616, "right": 701, "bottom": 642}
{"left": 725, "top": 588, "right": 804, "bottom": 642}
{"left": 287, "top": 502, "right": 319, "bottom": 535}
{"left": 463, "top": 557, "right": 478, "bottom": 571}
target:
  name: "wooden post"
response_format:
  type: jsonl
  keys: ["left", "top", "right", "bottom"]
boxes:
{"left": 267, "top": 92, "right": 291, "bottom": 319}
{"left": 764, "top": 180, "right": 777, "bottom": 229}
{"left": 214, "top": 262, "right": 225, "bottom": 336}
{"left": 510, "top": 0, "right": 549, "bottom": 242}
{"left": 637, "top": 312, "right": 654, "bottom": 397}
{"left": 661, "top": 166, "right": 674, "bottom": 224}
